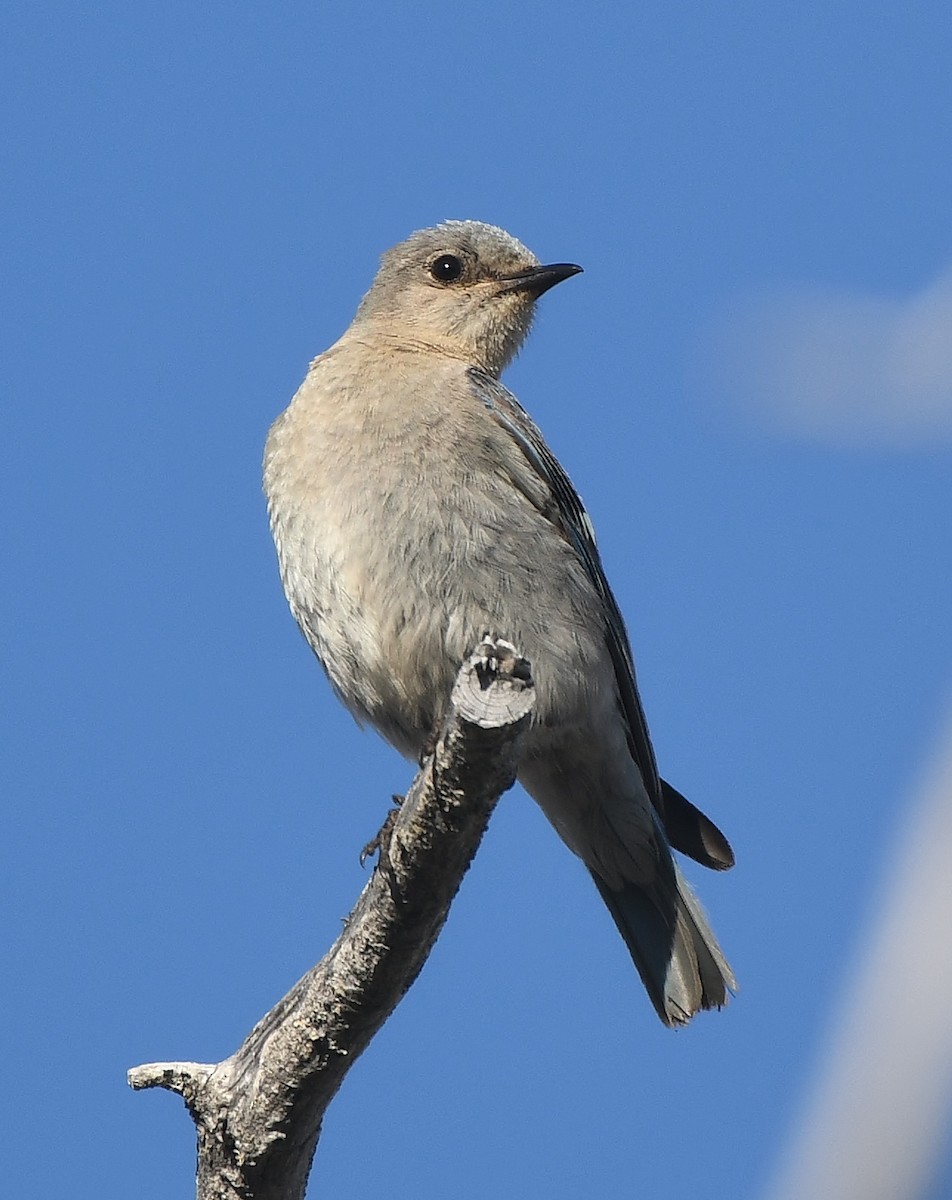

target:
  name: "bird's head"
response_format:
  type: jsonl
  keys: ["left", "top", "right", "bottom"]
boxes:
{"left": 352, "top": 220, "right": 582, "bottom": 375}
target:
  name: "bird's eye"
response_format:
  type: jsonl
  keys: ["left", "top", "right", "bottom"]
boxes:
{"left": 429, "top": 254, "right": 463, "bottom": 283}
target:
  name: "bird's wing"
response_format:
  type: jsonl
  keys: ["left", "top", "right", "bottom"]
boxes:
{"left": 468, "top": 369, "right": 734, "bottom": 871}
{"left": 468, "top": 369, "right": 662, "bottom": 800}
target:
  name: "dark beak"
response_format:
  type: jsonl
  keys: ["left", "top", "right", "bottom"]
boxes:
{"left": 498, "top": 262, "right": 583, "bottom": 297}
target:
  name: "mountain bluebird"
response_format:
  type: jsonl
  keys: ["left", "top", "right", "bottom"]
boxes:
{"left": 264, "top": 220, "right": 735, "bottom": 1025}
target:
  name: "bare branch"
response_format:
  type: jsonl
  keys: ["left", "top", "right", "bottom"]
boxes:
{"left": 129, "top": 638, "right": 535, "bottom": 1200}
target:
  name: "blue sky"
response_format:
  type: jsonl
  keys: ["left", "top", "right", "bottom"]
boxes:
{"left": 4, "top": 4, "right": 952, "bottom": 1197}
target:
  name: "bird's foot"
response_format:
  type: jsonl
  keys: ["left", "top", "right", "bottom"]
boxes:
{"left": 359, "top": 794, "right": 403, "bottom": 867}
{"left": 472, "top": 636, "right": 532, "bottom": 688}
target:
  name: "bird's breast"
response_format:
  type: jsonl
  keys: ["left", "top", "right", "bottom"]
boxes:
{"left": 264, "top": 348, "right": 616, "bottom": 759}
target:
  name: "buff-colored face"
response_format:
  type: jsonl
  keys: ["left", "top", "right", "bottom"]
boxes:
{"left": 352, "top": 220, "right": 582, "bottom": 375}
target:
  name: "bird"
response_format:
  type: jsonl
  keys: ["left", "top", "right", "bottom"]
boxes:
{"left": 263, "top": 220, "right": 735, "bottom": 1025}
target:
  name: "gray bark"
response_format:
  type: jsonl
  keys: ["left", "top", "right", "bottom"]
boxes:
{"left": 129, "top": 639, "right": 535, "bottom": 1200}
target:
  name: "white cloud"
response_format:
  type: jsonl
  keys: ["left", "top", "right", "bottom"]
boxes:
{"left": 706, "top": 267, "right": 952, "bottom": 447}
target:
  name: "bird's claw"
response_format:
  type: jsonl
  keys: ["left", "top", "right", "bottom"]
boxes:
{"left": 359, "top": 796, "right": 403, "bottom": 867}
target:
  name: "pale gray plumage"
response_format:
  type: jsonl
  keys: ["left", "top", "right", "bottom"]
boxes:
{"left": 264, "top": 220, "right": 735, "bottom": 1025}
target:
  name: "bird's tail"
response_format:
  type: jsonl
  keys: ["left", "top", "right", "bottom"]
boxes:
{"left": 590, "top": 862, "right": 735, "bottom": 1026}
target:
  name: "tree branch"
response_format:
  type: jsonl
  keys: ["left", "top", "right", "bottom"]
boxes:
{"left": 129, "top": 638, "right": 535, "bottom": 1200}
